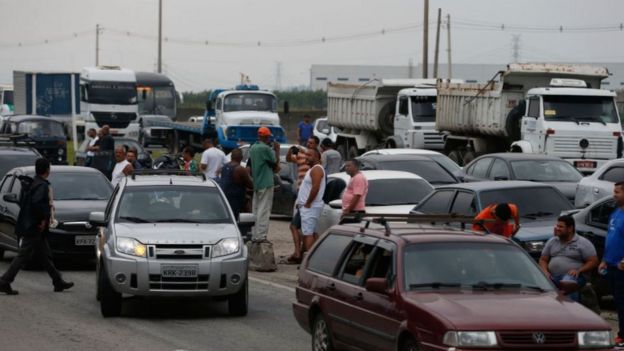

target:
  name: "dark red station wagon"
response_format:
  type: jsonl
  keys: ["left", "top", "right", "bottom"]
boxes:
{"left": 293, "top": 217, "right": 613, "bottom": 351}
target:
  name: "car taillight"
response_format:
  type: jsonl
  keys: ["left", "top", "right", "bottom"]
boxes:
{"left": 614, "top": 131, "right": 621, "bottom": 137}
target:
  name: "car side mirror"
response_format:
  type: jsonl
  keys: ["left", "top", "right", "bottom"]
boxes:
{"left": 3, "top": 193, "right": 18, "bottom": 204}
{"left": 329, "top": 199, "right": 342, "bottom": 209}
{"left": 365, "top": 277, "right": 389, "bottom": 295}
{"left": 238, "top": 213, "right": 256, "bottom": 225}
{"left": 88, "top": 211, "right": 108, "bottom": 227}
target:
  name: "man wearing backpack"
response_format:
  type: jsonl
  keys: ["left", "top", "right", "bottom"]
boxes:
{"left": 0, "top": 158, "right": 74, "bottom": 295}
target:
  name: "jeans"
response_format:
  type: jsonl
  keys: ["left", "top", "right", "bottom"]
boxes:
{"left": 1, "top": 233, "right": 63, "bottom": 286}
{"left": 551, "top": 274, "right": 587, "bottom": 302}
{"left": 607, "top": 266, "right": 624, "bottom": 338}
{"left": 252, "top": 187, "right": 274, "bottom": 241}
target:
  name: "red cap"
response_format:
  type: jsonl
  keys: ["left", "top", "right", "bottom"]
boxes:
{"left": 258, "top": 127, "right": 272, "bottom": 137}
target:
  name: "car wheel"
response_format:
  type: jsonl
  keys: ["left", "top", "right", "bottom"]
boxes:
{"left": 99, "top": 264, "right": 122, "bottom": 317}
{"left": 401, "top": 336, "right": 419, "bottom": 351}
{"left": 228, "top": 278, "right": 248, "bottom": 316}
{"left": 312, "top": 313, "right": 334, "bottom": 351}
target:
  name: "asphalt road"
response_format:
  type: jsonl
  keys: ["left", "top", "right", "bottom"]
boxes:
{"left": 0, "top": 250, "right": 309, "bottom": 351}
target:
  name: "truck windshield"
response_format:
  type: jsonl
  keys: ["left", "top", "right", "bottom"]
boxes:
{"left": 410, "top": 96, "right": 436, "bottom": 122}
{"left": 17, "top": 120, "right": 65, "bottom": 137}
{"left": 542, "top": 95, "right": 619, "bottom": 124}
{"left": 86, "top": 82, "right": 137, "bottom": 105}
{"left": 224, "top": 93, "right": 276, "bottom": 112}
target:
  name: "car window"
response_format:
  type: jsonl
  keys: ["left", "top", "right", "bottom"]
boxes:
{"left": 374, "top": 159, "right": 457, "bottom": 184}
{"left": 489, "top": 159, "right": 510, "bottom": 180}
{"left": 510, "top": 160, "right": 582, "bottom": 182}
{"left": 11, "top": 177, "right": 21, "bottom": 195}
{"left": 0, "top": 175, "right": 13, "bottom": 193}
{"left": 364, "top": 245, "right": 394, "bottom": 281}
{"left": 416, "top": 190, "right": 455, "bottom": 213}
{"left": 366, "top": 178, "right": 433, "bottom": 206}
{"left": 467, "top": 158, "right": 492, "bottom": 178}
{"left": 600, "top": 166, "right": 624, "bottom": 183}
{"left": 450, "top": 191, "right": 477, "bottom": 216}
{"left": 588, "top": 200, "right": 617, "bottom": 230}
{"left": 324, "top": 178, "right": 346, "bottom": 204}
{"left": 480, "top": 187, "right": 573, "bottom": 218}
{"left": 307, "top": 233, "right": 352, "bottom": 276}
{"left": 104, "top": 186, "right": 119, "bottom": 220}
{"left": 340, "top": 242, "right": 376, "bottom": 286}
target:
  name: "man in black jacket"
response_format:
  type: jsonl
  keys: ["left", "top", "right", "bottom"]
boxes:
{"left": 0, "top": 158, "right": 74, "bottom": 295}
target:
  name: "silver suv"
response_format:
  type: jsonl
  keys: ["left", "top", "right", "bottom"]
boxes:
{"left": 89, "top": 172, "right": 253, "bottom": 317}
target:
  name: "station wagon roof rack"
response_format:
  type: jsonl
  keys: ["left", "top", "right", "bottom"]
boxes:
{"left": 130, "top": 169, "right": 207, "bottom": 181}
{"left": 346, "top": 213, "right": 495, "bottom": 236}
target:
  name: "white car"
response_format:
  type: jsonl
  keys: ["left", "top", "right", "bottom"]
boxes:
{"left": 575, "top": 158, "right": 624, "bottom": 208}
{"left": 361, "top": 148, "right": 465, "bottom": 180}
{"left": 314, "top": 170, "right": 434, "bottom": 235}
{"left": 313, "top": 117, "right": 340, "bottom": 144}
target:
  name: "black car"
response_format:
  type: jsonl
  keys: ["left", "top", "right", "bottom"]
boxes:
{"left": 411, "top": 181, "right": 575, "bottom": 259}
{"left": 0, "top": 166, "right": 112, "bottom": 261}
{"left": 75, "top": 137, "right": 152, "bottom": 168}
{"left": 0, "top": 145, "right": 41, "bottom": 180}
{"left": 356, "top": 154, "right": 459, "bottom": 186}
{"left": 138, "top": 114, "right": 173, "bottom": 147}
{"left": 0, "top": 115, "right": 67, "bottom": 164}
{"left": 463, "top": 153, "right": 583, "bottom": 201}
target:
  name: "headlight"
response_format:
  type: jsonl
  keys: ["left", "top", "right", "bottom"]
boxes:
{"left": 524, "top": 240, "right": 546, "bottom": 253}
{"left": 58, "top": 148, "right": 64, "bottom": 155}
{"left": 443, "top": 331, "right": 498, "bottom": 347}
{"left": 116, "top": 237, "right": 146, "bottom": 257}
{"left": 212, "top": 237, "right": 240, "bottom": 257}
{"left": 128, "top": 131, "right": 139, "bottom": 137}
{"left": 578, "top": 331, "right": 611, "bottom": 348}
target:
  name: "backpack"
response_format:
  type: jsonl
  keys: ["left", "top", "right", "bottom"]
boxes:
{"left": 16, "top": 175, "right": 34, "bottom": 208}
{"left": 15, "top": 175, "right": 35, "bottom": 238}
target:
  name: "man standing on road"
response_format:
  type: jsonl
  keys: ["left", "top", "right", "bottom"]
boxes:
{"left": 248, "top": 127, "right": 280, "bottom": 242}
{"left": 472, "top": 203, "right": 520, "bottom": 237}
{"left": 200, "top": 138, "right": 227, "bottom": 180}
{"left": 598, "top": 182, "right": 624, "bottom": 347}
{"left": 295, "top": 148, "right": 325, "bottom": 252}
{"left": 220, "top": 148, "right": 253, "bottom": 220}
{"left": 85, "top": 128, "right": 99, "bottom": 167}
{"left": 297, "top": 114, "right": 314, "bottom": 146}
{"left": 539, "top": 215, "right": 598, "bottom": 302}
{"left": 111, "top": 145, "right": 133, "bottom": 188}
{"left": 320, "top": 138, "right": 342, "bottom": 175}
{"left": 0, "top": 158, "right": 74, "bottom": 295}
{"left": 341, "top": 159, "right": 368, "bottom": 224}
{"left": 126, "top": 148, "right": 142, "bottom": 170}
{"left": 94, "top": 125, "right": 115, "bottom": 179}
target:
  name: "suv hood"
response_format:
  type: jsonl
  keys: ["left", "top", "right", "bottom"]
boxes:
{"left": 114, "top": 223, "right": 240, "bottom": 245}
{"left": 514, "top": 218, "right": 556, "bottom": 243}
{"left": 404, "top": 291, "right": 608, "bottom": 330}
{"left": 54, "top": 200, "right": 108, "bottom": 222}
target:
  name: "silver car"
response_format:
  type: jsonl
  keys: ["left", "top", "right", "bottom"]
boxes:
{"left": 575, "top": 158, "right": 624, "bottom": 208}
{"left": 89, "top": 172, "right": 253, "bottom": 317}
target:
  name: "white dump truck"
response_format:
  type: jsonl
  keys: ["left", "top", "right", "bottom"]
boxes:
{"left": 327, "top": 79, "right": 454, "bottom": 159}
{"left": 436, "top": 63, "right": 622, "bottom": 173}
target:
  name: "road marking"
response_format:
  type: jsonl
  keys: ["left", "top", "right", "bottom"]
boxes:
{"left": 249, "top": 276, "right": 296, "bottom": 293}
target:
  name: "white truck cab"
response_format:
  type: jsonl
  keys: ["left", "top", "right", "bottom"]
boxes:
{"left": 392, "top": 85, "right": 441, "bottom": 149}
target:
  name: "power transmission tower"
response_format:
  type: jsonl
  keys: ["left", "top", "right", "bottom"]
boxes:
{"left": 275, "top": 61, "right": 282, "bottom": 90}
{"left": 512, "top": 35, "right": 521, "bottom": 63}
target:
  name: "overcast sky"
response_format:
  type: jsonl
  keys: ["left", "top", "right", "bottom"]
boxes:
{"left": 0, "top": 0, "right": 623, "bottom": 91}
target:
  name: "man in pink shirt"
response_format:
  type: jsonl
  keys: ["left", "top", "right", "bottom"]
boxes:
{"left": 341, "top": 159, "right": 368, "bottom": 223}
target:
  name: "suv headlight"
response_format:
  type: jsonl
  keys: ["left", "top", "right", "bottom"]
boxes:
{"left": 443, "top": 331, "right": 498, "bottom": 347}
{"left": 58, "top": 148, "right": 64, "bottom": 155}
{"left": 524, "top": 240, "right": 546, "bottom": 253}
{"left": 116, "top": 237, "right": 146, "bottom": 257}
{"left": 578, "top": 331, "right": 611, "bottom": 348}
{"left": 212, "top": 237, "right": 240, "bottom": 257}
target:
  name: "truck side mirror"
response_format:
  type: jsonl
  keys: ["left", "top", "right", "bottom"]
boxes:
{"left": 283, "top": 101, "right": 290, "bottom": 115}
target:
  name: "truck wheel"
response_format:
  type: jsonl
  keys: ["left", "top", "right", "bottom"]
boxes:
{"left": 348, "top": 145, "right": 359, "bottom": 160}
{"left": 312, "top": 313, "right": 334, "bottom": 351}
{"left": 462, "top": 151, "right": 476, "bottom": 165}
{"left": 228, "top": 278, "right": 248, "bottom": 316}
{"left": 99, "top": 264, "right": 122, "bottom": 317}
{"left": 448, "top": 150, "right": 463, "bottom": 166}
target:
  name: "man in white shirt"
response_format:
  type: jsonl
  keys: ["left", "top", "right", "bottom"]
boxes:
{"left": 200, "top": 138, "right": 227, "bottom": 179}
{"left": 85, "top": 128, "right": 99, "bottom": 167}
{"left": 111, "top": 145, "right": 133, "bottom": 188}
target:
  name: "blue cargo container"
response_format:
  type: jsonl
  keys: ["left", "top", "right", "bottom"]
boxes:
{"left": 13, "top": 71, "right": 80, "bottom": 116}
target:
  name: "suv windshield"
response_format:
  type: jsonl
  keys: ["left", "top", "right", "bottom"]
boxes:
{"left": 86, "top": 82, "right": 138, "bottom": 105}
{"left": 143, "top": 115, "right": 172, "bottom": 126}
{"left": 405, "top": 242, "right": 553, "bottom": 291}
{"left": 116, "top": 186, "right": 231, "bottom": 223}
{"left": 16, "top": 120, "right": 65, "bottom": 137}
{"left": 410, "top": 96, "right": 436, "bottom": 122}
{"left": 224, "top": 93, "right": 276, "bottom": 112}
{"left": 542, "top": 95, "right": 619, "bottom": 124}
{"left": 480, "top": 187, "right": 573, "bottom": 219}
{"left": 366, "top": 178, "right": 433, "bottom": 206}
{"left": 510, "top": 160, "right": 582, "bottom": 182}
{"left": 48, "top": 172, "right": 112, "bottom": 200}
{"left": 374, "top": 159, "right": 457, "bottom": 184}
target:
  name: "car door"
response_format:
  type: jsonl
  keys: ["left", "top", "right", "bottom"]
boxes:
{"left": 413, "top": 189, "right": 456, "bottom": 214}
{"left": 449, "top": 191, "right": 478, "bottom": 217}
{"left": 488, "top": 158, "right": 511, "bottom": 181}
{"left": 579, "top": 199, "right": 615, "bottom": 260}
{"left": 463, "top": 157, "right": 493, "bottom": 182}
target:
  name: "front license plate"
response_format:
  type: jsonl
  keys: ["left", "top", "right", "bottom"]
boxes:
{"left": 161, "top": 265, "right": 198, "bottom": 278}
{"left": 75, "top": 235, "right": 96, "bottom": 246}
{"left": 574, "top": 160, "right": 597, "bottom": 169}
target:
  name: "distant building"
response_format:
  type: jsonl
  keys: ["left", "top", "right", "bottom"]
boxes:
{"left": 310, "top": 63, "right": 624, "bottom": 91}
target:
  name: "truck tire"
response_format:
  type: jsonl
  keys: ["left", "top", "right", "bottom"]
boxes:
{"left": 462, "top": 151, "right": 476, "bottom": 166}
{"left": 448, "top": 150, "right": 463, "bottom": 166}
{"left": 99, "top": 264, "right": 122, "bottom": 317}
{"left": 228, "top": 278, "right": 248, "bottom": 316}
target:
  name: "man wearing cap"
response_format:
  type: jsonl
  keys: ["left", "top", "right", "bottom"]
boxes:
{"left": 248, "top": 127, "right": 280, "bottom": 242}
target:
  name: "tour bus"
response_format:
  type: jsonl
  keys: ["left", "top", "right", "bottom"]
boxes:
{"left": 136, "top": 71, "right": 178, "bottom": 119}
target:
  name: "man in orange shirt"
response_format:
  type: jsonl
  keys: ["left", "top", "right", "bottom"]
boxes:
{"left": 472, "top": 203, "right": 520, "bottom": 237}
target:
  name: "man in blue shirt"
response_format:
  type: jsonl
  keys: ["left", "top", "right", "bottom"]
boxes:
{"left": 599, "top": 181, "right": 624, "bottom": 347}
{"left": 297, "top": 114, "right": 314, "bottom": 146}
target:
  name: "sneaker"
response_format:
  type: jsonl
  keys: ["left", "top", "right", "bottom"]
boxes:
{"left": 615, "top": 336, "right": 624, "bottom": 347}
{"left": 0, "top": 279, "right": 18, "bottom": 295}
{"left": 53, "top": 281, "right": 74, "bottom": 292}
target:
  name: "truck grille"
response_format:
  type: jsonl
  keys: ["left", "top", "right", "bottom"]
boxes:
{"left": 423, "top": 131, "right": 444, "bottom": 146}
{"left": 149, "top": 274, "right": 210, "bottom": 290}
{"left": 149, "top": 244, "right": 208, "bottom": 260}
{"left": 91, "top": 112, "right": 136, "bottom": 128}
{"left": 499, "top": 331, "right": 576, "bottom": 348}
{"left": 551, "top": 136, "right": 615, "bottom": 157}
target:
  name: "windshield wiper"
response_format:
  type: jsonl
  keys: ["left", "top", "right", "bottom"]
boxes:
{"left": 472, "top": 282, "right": 546, "bottom": 292}
{"left": 119, "top": 216, "right": 151, "bottom": 223}
{"left": 522, "top": 211, "right": 553, "bottom": 219}
{"left": 154, "top": 219, "right": 200, "bottom": 223}
{"left": 410, "top": 282, "right": 462, "bottom": 289}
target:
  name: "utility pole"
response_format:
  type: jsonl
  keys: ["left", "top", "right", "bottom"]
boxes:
{"left": 95, "top": 24, "right": 100, "bottom": 66}
{"left": 446, "top": 14, "right": 452, "bottom": 79}
{"left": 157, "top": 0, "right": 162, "bottom": 73}
{"left": 433, "top": 8, "right": 441, "bottom": 78}
{"left": 408, "top": 58, "right": 414, "bottom": 78}
{"left": 422, "top": 0, "right": 429, "bottom": 78}
{"left": 512, "top": 35, "right": 521, "bottom": 63}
